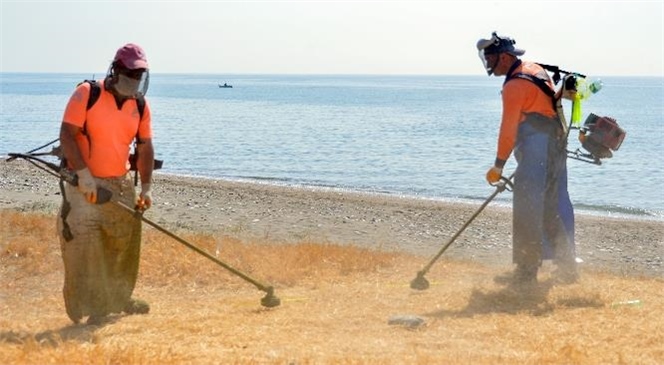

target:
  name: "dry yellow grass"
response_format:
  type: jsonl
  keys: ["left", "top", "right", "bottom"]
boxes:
{"left": 1, "top": 210, "right": 663, "bottom": 365}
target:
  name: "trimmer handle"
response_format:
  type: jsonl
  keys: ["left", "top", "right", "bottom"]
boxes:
{"left": 6, "top": 151, "right": 114, "bottom": 205}
{"left": 490, "top": 175, "right": 514, "bottom": 192}
{"left": 62, "top": 170, "right": 113, "bottom": 204}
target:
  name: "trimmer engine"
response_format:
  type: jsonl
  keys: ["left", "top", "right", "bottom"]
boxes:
{"left": 568, "top": 113, "right": 626, "bottom": 165}
{"left": 580, "top": 113, "right": 626, "bottom": 159}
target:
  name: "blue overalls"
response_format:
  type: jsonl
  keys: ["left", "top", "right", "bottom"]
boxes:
{"left": 513, "top": 113, "right": 576, "bottom": 268}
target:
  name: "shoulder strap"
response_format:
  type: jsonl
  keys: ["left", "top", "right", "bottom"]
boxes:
{"left": 80, "top": 80, "right": 101, "bottom": 110}
{"left": 77, "top": 80, "right": 101, "bottom": 136}
{"left": 82, "top": 79, "right": 144, "bottom": 120}
{"left": 136, "top": 95, "right": 145, "bottom": 120}
{"left": 503, "top": 60, "right": 556, "bottom": 101}
{"left": 506, "top": 68, "right": 569, "bottom": 133}
{"left": 507, "top": 73, "right": 556, "bottom": 99}
{"left": 131, "top": 95, "right": 148, "bottom": 186}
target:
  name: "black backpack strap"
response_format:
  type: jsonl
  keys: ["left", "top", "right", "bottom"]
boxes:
{"left": 84, "top": 80, "right": 101, "bottom": 110}
{"left": 79, "top": 79, "right": 150, "bottom": 185}
{"left": 78, "top": 80, "right": 101, "bottom": 136}
{"left": 80, "top": 80, "right": 146, "bottom": 132}
{"left": 136, "top": 95, "right": 145, "bottom": 120}
{"left": 132, "top": 95, "right": 148, "bottom": 186}
{"left": 83, "top": 79, "right": 144, "bottom": 119}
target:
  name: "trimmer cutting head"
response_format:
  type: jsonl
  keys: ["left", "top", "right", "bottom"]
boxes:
{"left": 410, "top": 271, "right": 430, "bottom": 291}
{"left": 260, "top": 287, "right": 281, "bottom": 308}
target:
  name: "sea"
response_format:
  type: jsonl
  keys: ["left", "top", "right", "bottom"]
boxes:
{"left": 1, "top": 73, "right": 663, "bottom": 220}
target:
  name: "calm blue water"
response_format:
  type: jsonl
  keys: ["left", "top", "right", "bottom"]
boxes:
{"left": 1, "top": 73, "right": 663, "bottom": 220}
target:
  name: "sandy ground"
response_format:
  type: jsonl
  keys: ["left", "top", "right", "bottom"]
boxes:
{"left": 1, "top": 159, "right": 662, "bottom": 277}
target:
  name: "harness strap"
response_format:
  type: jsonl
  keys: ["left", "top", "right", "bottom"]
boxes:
{"left": 505, "top": 62, "right": 569, "bottom": 135}
{"left": 58, "top": 159, "right": 74, "bottom": 241}
{"left": 82, "top": 80, "right": 145, "bottom": 120}
{"left": 80, "top": 79, "right": 147, "bottom": 186}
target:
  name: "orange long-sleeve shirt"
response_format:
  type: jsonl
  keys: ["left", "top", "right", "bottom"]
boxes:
{"left": 495, "top": 61, "right": 556, "bottom": 167}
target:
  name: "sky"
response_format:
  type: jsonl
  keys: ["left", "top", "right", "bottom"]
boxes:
{"left": 1, "top": 0, "right": 662, "bottom": 76}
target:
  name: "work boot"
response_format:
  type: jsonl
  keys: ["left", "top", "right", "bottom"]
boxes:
{"left": 123, "top": 298, "right": 150, "bottom": 315}
{"left": 494, "top": 264, "right": 538, "bottom": 286}
{"left": 513, "top": 264, "right": 538, "bottom": 285}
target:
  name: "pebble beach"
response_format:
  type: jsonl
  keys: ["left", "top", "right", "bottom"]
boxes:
{"left": 1, "top": 160, "right": 662, "bottom": 277}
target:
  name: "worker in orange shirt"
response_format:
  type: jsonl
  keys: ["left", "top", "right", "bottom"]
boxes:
{"left": 58, "top": 43, "right": 155, "bottom": 325}
{"left": 476, "top": 32, "right": 577, "bottom": 285}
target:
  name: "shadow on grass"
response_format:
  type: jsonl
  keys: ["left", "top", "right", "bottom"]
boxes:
{"left": 0, "top": 316, "right": 120, "bottom": 347}
{"left": 424, "top": 277, "right": 603, "bottom": 318}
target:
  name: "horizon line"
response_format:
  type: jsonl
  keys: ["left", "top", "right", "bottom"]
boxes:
{"left": 1, "top": 71, "right": 662, "bottom": 78}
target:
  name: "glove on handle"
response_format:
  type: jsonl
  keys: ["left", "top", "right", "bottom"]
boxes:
{"left": 137, "top": 183, "right": 153, "bottom": 211}
{"left": 485, "top": 166, "right": 503, "bottom": 185}
{"left": 76, "top": 167, "right": 97, "bottom": 204}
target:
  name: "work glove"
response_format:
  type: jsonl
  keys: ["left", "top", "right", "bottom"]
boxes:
{"left": 136, "top": 183, "right": 153, "bottom": 211}
{"left": 76, "top": 167, "right": 97, "bottom": 204}
{"left": 485, "top": 166, "right": 503, "bottom": 185}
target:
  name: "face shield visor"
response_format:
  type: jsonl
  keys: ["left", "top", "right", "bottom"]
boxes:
{"left": 476, "top": 32, "right": 524, "bottom": 76}
{"left": 476, "top": 35, "right": 501, "bottom": 76}
{"left": 109, "top": 64, "right": 150, "bottom": 98}
{"left": 478, "top": 49, "right": 498, "bottom": 76}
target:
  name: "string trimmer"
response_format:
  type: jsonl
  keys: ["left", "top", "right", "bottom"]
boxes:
{"left": 410, "top": 174, "right": 514, "bottom": 290}
{"left": 6, "top": 143, "right": 281, "bottom": 308}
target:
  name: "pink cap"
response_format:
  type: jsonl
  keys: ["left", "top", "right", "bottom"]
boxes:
{"left": 114, "top": 43, "right": 149, "bottom": 70}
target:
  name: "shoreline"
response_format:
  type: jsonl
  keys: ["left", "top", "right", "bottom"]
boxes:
{"left": 1, "top": 160, "right": 662, "bottom": 277}
{"left": 149, "top": 170, "right": 664, "bottom": 223}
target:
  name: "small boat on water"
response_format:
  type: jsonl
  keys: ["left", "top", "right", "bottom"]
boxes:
{"left": 219, "top": 83, "right": 233, "bottom": 88}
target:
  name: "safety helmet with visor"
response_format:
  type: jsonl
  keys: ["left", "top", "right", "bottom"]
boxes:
{"left": 476, "top": 32, "right": 525, "bottom": 75}
{"left": 108, "top": 43, "right": 150, "bottom": 98}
